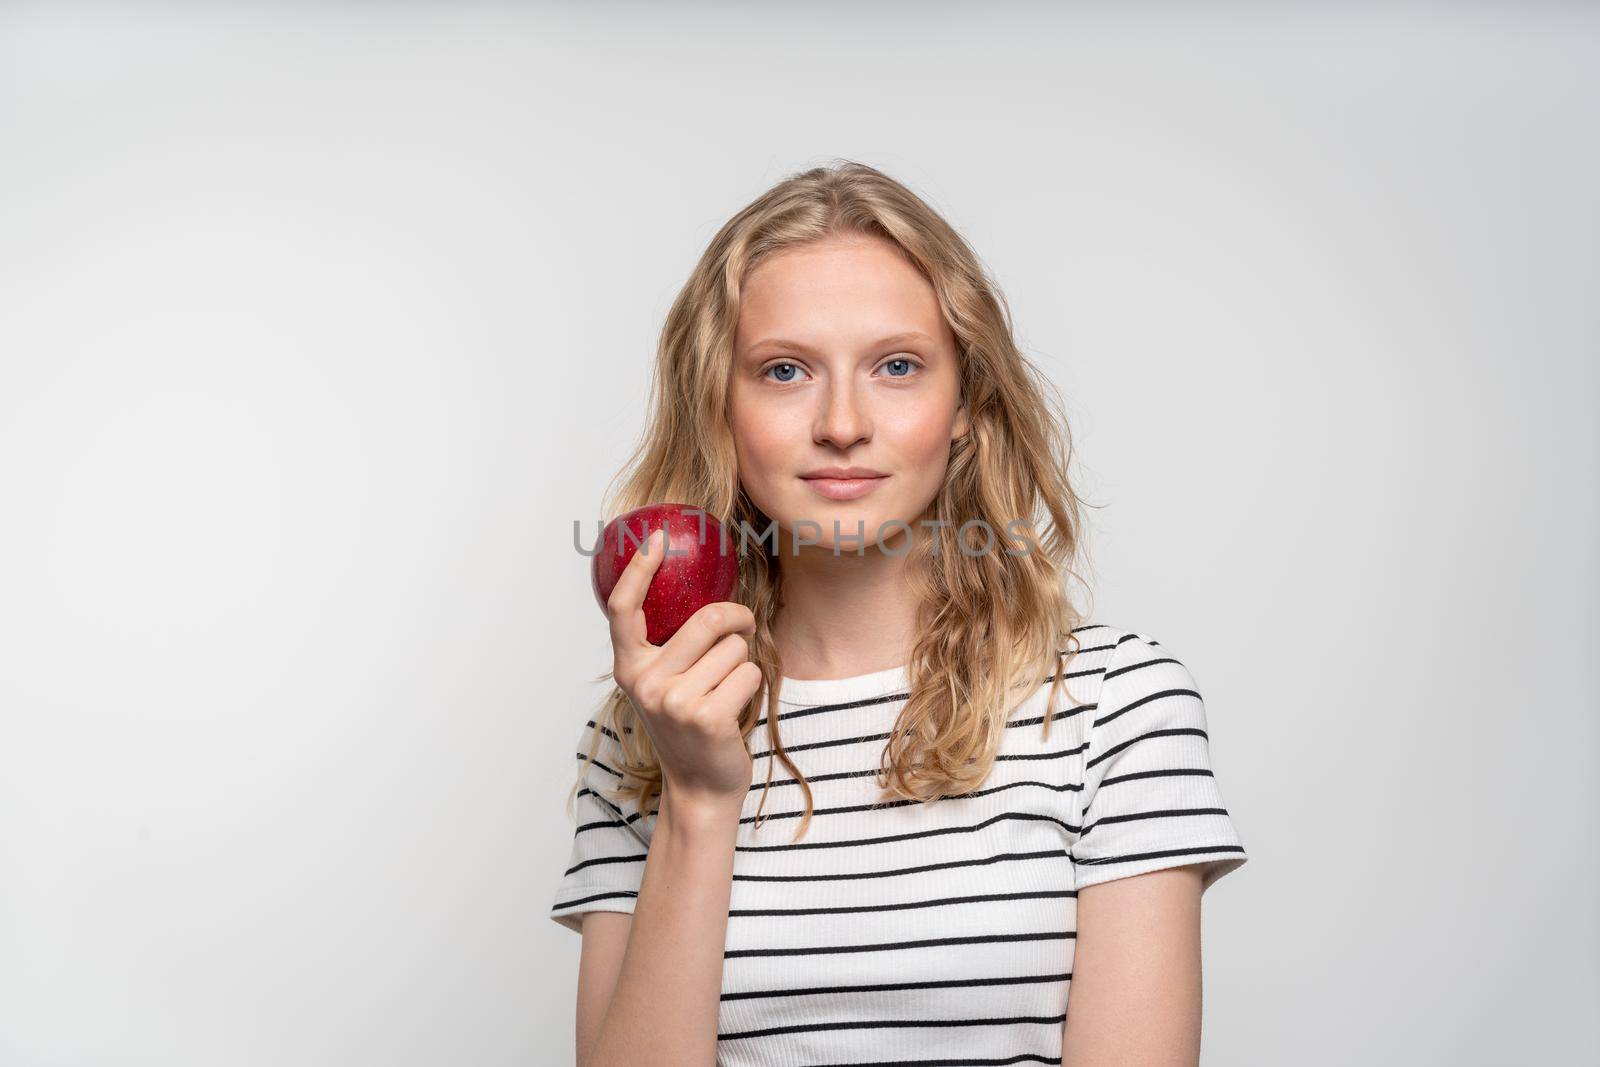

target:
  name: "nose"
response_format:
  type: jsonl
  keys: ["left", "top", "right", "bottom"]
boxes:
{"left": 813, "top": 375, "right": 871, "bottom": 451}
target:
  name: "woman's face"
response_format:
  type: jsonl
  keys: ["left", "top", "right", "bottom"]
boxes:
{"left": 729, "top": 232, "right": 969, "bottom": 554}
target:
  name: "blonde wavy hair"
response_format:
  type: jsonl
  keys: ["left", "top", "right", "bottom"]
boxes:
{"left": 567, "top": 159, "right": 1096, "bottom": 842}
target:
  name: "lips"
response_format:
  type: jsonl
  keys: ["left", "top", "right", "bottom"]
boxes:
{"left": 800, "top": 474, "right": 888, "bottom": 501}
{"left": 800, "top": 466, "right": 886, "bottom": 480}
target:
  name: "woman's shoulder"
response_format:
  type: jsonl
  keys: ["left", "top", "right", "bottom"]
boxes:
{"left": 1062, "top": 620, "right": 1203, "bottom": 706}
{"left": 1066, "top": 620, "right": 1186, "bottom": 662}
{"left": 1062, "top": 620, "right": 1152, "bottom": 670}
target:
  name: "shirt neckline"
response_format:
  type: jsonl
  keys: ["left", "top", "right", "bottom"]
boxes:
{"left": 776, "top": 663, "right": 910, "bottom": 706}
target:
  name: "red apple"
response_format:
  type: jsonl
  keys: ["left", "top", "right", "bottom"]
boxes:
{"left": 591, "top": 503, "right": 741, "bottom": 646}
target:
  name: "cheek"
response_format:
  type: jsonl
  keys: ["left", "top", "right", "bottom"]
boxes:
{"left": 882, "top": 402, "right": 958, "bottom": 459}
{"left": 730, "top": 406, "right": 793, "bottom": 483}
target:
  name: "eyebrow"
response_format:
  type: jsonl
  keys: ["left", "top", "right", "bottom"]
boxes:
{"left": 744, "top": 330, "right": 936, "bottom": 356}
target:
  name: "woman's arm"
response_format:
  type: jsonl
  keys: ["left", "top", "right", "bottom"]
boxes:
{"left": 1061, "top": 864, "right": 1211, "bottom": 1067}
{"left": 581, "top": 783, "right": 741, "bottom": 1067}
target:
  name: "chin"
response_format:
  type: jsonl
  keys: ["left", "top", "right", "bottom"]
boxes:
{"left": 783, "top": 502, "right": 910, "bottom": 553}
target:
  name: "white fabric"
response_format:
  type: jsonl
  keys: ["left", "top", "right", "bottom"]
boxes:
{"left": 549, "top": 621, "right": 1249, "bottom": 1064}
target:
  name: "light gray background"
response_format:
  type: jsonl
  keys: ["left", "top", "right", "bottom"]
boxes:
{"left": 2, "top": 3, "right": 1595, "bottom": 1065}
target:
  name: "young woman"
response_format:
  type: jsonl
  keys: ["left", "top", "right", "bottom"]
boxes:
{"left": 551, "top": 161, "right": 1249, "bottom": 1066}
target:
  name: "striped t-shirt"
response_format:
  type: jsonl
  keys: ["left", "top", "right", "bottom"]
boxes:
{"left": 549, "top": 622, "right": 1249, "bottom": 1064}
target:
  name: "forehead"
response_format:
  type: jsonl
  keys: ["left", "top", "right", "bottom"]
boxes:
{"left": 735, "top": 235, "right": 949, "bottom": 350}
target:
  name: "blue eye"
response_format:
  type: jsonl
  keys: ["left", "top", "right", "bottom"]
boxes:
{"left": 764, "top": 362, "right": 805, "bottom": 383}
{"left": 760, "top": 357, "right": 922, "bottom": 383}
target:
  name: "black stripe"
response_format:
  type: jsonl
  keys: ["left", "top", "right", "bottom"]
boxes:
{"left": 573, "top": 756, "right": 625, "bottom": 780}
{"left": 553, "top": 888, "right": 1078, "bottom": 922}
{"left": 574, "top": 760, "right": 1088, "bottom": 834}
{"left": 583, "top": 719, "right": 631, "bottom": 744}
{"left": 997, "top": 744, "right": 1090, "bottom": 763}
{"left": 728, "top": 889, "right": 1076, "bottom": 918}
{"left": 1098, "top": 767, "right": 1216, "bottom": 789}
{"left": 733, "top": 849, "right": 1068, "bottom": 884}
{"left": 762, "top": 689, "right": 914, "bottom": 726}
{"left": 719, "top": 1012, "right": 1069, "bottom": 1041}
{"left": 551, "top": 888, "right": 638, "bottom": 909}
{"left": 736, "top": 810, "right": 1076, "bottom": 853}
{"left": 1077, "top": 806, "right": 1231, "bottom": 840}
{"left": 721, "top": 971, "right": 1071, "bottom": 1002}
{"left": 1004, "top": 704, "right": 1096, "bottom": 730}
{"left": 761, "top": 642, "right": 1114, "bottom": 725}
{"left": 750, "top": 698, "right": 1096, "bottom": 761}
{"left": 725, "top": 930, "right": 1073, "bottom": 960}
{"left": 793, "top": 1055, "right": 1056, "bottom": 1062}
{"left": 1092, "top": 684, "right": 1199, "bottom": 732}
{"left": 1084, "top": 727, "right": 1208, "bottom": 771}
{"left": 572, "top": 787, "right": 650, "bottom": 832}
{"left": 1102, "top": 655, "right": 1182, "bottom": 686}
{"left": 562, "top": 851, "right": 647, "bottom": 877}
{"left": 729, "top": 744, "right": 1088, "bottom": 794}
{"left": 787, "top": 1055, "right": 1062, "bottom": 1062}
{"left": 582, "top": 694, "right": 1094, "bottom": 767}
{"left": 796, "top": 1055, "right": 1062, "bottom": 1067}
{"left": 1075, "top": 844, "right": 1246, "bottom": 867}
{"left": 737, "top": 777, "right": 1084, "bottom": 827}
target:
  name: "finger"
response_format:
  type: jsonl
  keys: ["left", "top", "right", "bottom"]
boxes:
{"left": 652, "top": 599, "right": 757, "bottom": 680}
{"left": 606, "top": 527, "right": 668, "bottom": 655}
{"left": 674, "top": 631, "right": 753, "bottom": 704}
{"left": 702, "top": 660, "right": 765, "bottom": 721}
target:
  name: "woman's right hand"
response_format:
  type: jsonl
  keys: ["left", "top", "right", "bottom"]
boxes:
{"left": 606, "top": 528, "right": 762, "bottom": 811}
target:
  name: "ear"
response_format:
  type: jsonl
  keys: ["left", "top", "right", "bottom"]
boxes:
{"left": 952, "top": 401, "right": 971, "bottom": 443}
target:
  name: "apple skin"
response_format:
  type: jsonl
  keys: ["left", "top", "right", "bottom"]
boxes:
{"left": 591, "top": 503, "right": 741, "bottom": 646}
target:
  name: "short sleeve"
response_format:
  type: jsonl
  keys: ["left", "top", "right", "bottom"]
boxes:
{"left": 548, "top": 715, "right": 654, "bottom": 934}
{"left": 1070, "top": 632, "right": 1249, "bottom": 892}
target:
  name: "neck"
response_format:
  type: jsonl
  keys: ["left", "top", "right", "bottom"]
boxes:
{"left": 769, "top": 522, "right": 925, "bottom": 680}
